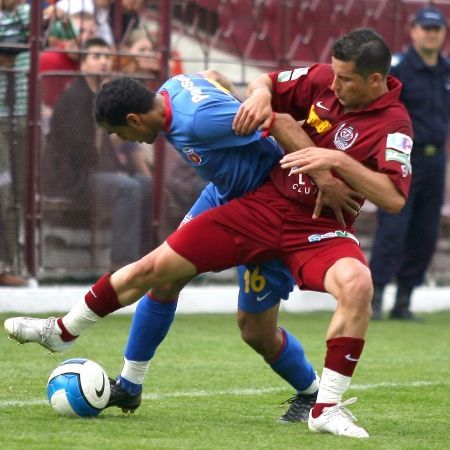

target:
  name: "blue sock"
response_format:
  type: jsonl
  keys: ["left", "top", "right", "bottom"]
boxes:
{"left": 119, "top": 294, "right": 177, "bottom": 394}
{"left": 124, "top": 293, "right": 178, "bottom": 362}
{"left": 117, "top": 376, "right": 143, "bottom": 395}
{"left": 270, "top": 328, "right": 316, "bottom": 392}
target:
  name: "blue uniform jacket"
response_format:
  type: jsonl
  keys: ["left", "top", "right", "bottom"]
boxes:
{"left": 391, "top": 47, "right": 449, "bottom": 147}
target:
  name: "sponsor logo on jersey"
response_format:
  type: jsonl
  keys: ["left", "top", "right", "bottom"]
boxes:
{"left": 333, "top": 123, "right": 358, "bottom": 150}
{"left": 277, "top": 67, "right": 309, "bottom": 82}
{"left": 316, "top": 101, "right": 329, "bottom": 111}
{"left": 292, "top": 67, "right": 309, "bottom": 80}
{"left": 386, "top": 132, "right": 412, "bottom": 154}
{"left": 277, "top": 70, "right": 292, "bottom": 82}
{"left": 182, "top": 145, "right": 202, "bottom": 164}
{"left": 308, "top": 230, "right": 359, "bottom": 245}
{"left": 400, "top": 164, "right": 410, "bottom": 178}
{"left": 175, "top": 75, "right": 210, "bottom": 103}
{"left": 385, "top": 149, "right": 411, "bottom": 173}
{"left": 385, "top": 132, "right": 412, "bottom": 173}
{"left": 306, "top": 105, "right": 332, "bottom": 133}
{"left": 289, "top": 170, "right": 318, "bottom": 195}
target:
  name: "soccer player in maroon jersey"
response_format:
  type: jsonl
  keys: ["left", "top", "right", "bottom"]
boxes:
{"left": 5, "top": 28, "right": 412, "bottom": 438}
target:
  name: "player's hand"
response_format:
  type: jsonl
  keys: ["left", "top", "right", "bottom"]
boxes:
{"left": 279, "top": 146, "right": 341, "bottom": 172}
{"left": 313, "top": 177, "right": 363, "bottom": 227}
{"left": 232, "top": 89, "right": 273, "bottom": 135}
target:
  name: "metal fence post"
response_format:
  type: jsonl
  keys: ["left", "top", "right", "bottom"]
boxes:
{"left": 150, "top": 0, "right": 172, "bottom": 246}
{"left": 25, "top": 0, "right": 43, "bottom": 279}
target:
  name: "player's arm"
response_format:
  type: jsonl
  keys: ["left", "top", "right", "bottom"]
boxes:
{"left": 269, "top": 112, "right": 312, "bottom": 151}
{"left": 280, "top": 147, "right": 405, "bottom": 213}
{"left": 271, "top": 113, "right": 364, "bottom": 225}
{"left": 232, "top": 73, "right": 274, "bottom": 135}
{"left": 198, "top": 69, "right": 236, "bottom": 95}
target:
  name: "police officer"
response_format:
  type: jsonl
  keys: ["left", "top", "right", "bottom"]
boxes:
{"left": 370, "top": 6, "right": 449, "bottom": 320}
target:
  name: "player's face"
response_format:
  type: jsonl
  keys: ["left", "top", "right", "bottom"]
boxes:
{"left": 101, "top": 122, "right": 158, "bottom": 144}
{"left": 330, "top": 58, "right": 374, "bottom": 111}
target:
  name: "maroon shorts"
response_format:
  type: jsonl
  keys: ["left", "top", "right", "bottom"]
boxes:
{"left": 167, "top": 182, "right": 367, "bottom": 292}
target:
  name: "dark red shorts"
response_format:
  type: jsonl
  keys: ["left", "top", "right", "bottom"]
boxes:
{"left": 167, "top": 181, "right": 367, "bottom": 292}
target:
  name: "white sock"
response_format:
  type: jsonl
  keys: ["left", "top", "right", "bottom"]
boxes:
{"left": 62, "top": 300, "right": 101, "bottom": 336}
{"left": 299, "top": 371, "right": 320, "bottom": 395}
{"left": 316, "top": 367, "right": 351, "bottom": 404}
{"left": 121, "top": 358, "right": 150, "bottom": 385}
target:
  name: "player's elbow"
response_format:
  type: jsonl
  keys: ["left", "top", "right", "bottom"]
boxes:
{"left": 383, "top": 195, "right": 406, "bottom": 214}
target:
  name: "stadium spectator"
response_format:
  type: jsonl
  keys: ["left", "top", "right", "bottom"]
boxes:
{"left": 109, "top": 0, "right": 143, "bottom": 44}
{"left": 94, "top": 0, "right": 114, "bottom": 46}
{"left": 44, "top": 37, "right": 152, "bottom": 270}
{"left": 5, "top": 28, "right": 413, "bottom": 439}
{"left": 117, "top": 28, "right": 184, "bottom": 78}
{"left": 54, "top": 0, "right": 95, "bottom": 15}
{"left": 0, "top": 0, "right": 30, "bottom": 286}
{"left": 40, "top": 11, "right": 98, "bottom": 108}
{"left": 52, "top": 0, "right": 114, "bottom": 45}
{"left": 370, "top": 6, "right": 449, "bottom": 321}
{"left": 115, "top": 28, "right": 160, "bottom": 78}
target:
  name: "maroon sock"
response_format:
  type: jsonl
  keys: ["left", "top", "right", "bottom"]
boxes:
{"left": 57, "top": 318, "right": 77, "bottom": 342}
{"left": 311, "top": 403, "right": 335, "bottom": 418}
{"left": 312, "top": 337, "right": 365, "bottom": 418}
{"left": 324, "top": 336, "right": 365, "bottom": 376}
{"left": 84, "top": 273, "right": 122, "bottom": 317}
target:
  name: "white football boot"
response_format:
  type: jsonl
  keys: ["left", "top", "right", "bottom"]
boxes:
{"left": 308, "top": 397, "right": 369, "bottom": 438}
{"left": 4, "top": 317, "right": 73, "bottom": 353}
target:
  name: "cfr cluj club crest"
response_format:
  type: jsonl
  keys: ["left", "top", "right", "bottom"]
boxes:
{"left": 182, "top": 146, "right": 202, "bottom": 164}
{"left": 333, "top": 123, "right": 358, "bottom": 150}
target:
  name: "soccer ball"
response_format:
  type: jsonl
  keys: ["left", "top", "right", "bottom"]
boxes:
{"left": 47, "top": 358, "right": 111, "bottom": 417}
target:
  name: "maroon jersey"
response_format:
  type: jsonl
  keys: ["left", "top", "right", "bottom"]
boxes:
{"left": 167, "top": 65, "right": 413, "bottom": 291}
{"left": 267, "top": 64, "right": 413, "bottom": 226}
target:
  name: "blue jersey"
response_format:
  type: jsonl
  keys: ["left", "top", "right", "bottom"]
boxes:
{"left": 159, "top": 74, "right": 283, "bottom": 201}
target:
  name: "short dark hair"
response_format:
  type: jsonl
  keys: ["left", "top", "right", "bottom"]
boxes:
{"left": 95, "top": 77, "right": 156, "bottom": 126}
{"left": 80, "top": 37, "right": 111, "bottom": 62}
{"left": 332, "top": 28, "right": 391, "bottom": 78}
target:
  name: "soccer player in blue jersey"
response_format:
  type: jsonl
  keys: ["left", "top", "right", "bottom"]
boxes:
{"left": 102, "top": 72, "right": 321, "bottom": 420}
{"left": 6, "top": 71, "right": 360, "bottom": 422}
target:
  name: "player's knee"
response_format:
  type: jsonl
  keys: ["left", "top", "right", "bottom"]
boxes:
{"left": 347, "top": 276, "right": 373, "bottom": 316}
{"left": 122, "top": 253, "right": 159, "bottom": 288}
{"left": 238, "top": 315, "right": 261, "bottom": 347}
{"left": 119, "top": 244, "right": 173, "bottom": 288}
{"left": 238, "top": 314, "right": 277, "bottom": 357}
{"left": 341, "top": 269, "right": 373, "bottom": 312}
{"left": 151, "top": 253, "right": 177, "bottom": 284}
{"left": 150, "top": 283, "right": 182, "bottom": 301}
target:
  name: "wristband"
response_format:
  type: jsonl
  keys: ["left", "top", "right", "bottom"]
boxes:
{"left": 261, "top": 111, "right": 276, "bottom": 138}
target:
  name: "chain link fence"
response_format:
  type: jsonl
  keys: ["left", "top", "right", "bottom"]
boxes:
{"left": 0, "top": 0, "right": 448, "bottom": 283}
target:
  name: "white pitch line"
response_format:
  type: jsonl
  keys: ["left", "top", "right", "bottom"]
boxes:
{"left": 0, "top": 380, "right": 446, "bottom": 409}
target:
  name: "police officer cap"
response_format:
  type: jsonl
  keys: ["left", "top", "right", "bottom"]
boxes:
{"left": 412, "top": 6, "right": 447, "bottom": 28}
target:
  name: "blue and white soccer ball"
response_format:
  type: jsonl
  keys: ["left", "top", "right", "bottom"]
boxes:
{"left": 47, "top": 358, "right": 110, "bottom": 417}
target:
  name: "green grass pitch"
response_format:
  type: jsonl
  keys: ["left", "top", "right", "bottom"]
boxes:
{"left": 1, "top": 311, "right": 450, "bottom": 449}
